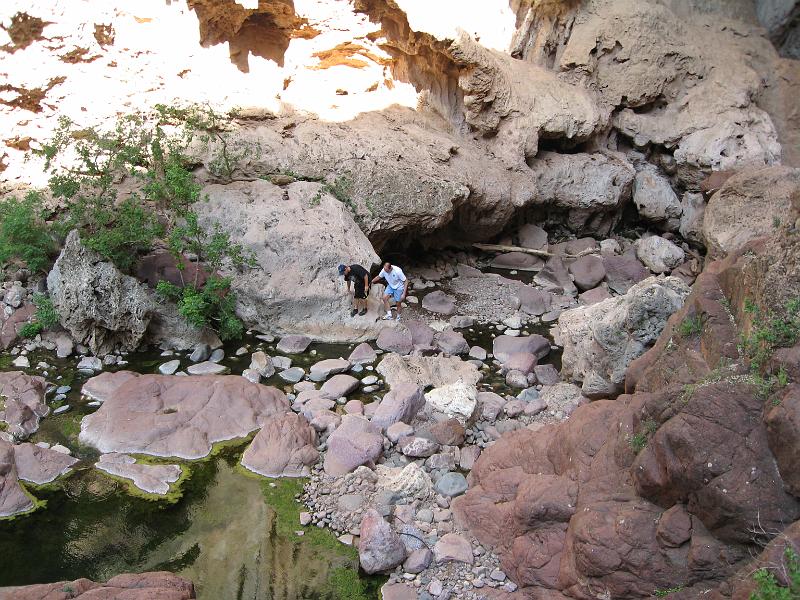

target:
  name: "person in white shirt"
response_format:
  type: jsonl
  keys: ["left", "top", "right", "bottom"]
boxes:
{"left": 371, "top": 262, "right": 408, "bottom": 321}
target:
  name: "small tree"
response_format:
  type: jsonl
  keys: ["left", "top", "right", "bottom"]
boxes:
{"left": 750, "top": 547, "right": 800, "bottom": 600}
{"left": 0, "top": 192, "right": 56, "bottom": 273}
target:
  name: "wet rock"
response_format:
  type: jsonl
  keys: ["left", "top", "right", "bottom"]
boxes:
{"left": 320, "top": 374, "right": 360, "bottom": 399}
{"left": 189, "top": 344, "right": 211, "bottom": 362}
{"left": 359, "top": 509, "right": 407, "bottom": 574}
{"left": 376, "top": 325, "right": 413, "bottom": 355}
{"left": 569, "top": 255, "right": 606, "bottom": 291}
{"left": 158, "top": 360, "right": 180, "bottom": 375}
{"left": 425, "top": 381, "right": 479, "bottom": 425}
{"left": 279, "top": 367, "right": 305, "bottom": 383}
{"left": 324, "top": 415, "right": 383, "bottom": 476}
{"left": 557, "top": 277, "right": 690, "bottom": 398}
{"left": 309, "top": 358, "right": 350, "bottom": 382}
{"left": 13, "top": 442, "right": 78, "bottom": 484}
{"left": 209, "top": 349, "right": 224, "bottom": 363}
{"left": 4, "top": 572, "right": 196, "bottom": 599}
{"left": 0, "top": 441, "right": 32, "bottom": 517}
{"left": 349, "top": 342, "right": 377, "bottom": 365}
{"left": 371, "top": 383, "right": 425, "bottom": 430}
{"left": 493, "top": 334, "right": 550, "bottom": 363}
{"left": 433, "top": 330, "right": 469, "bottom": 355}
{"left": 422, "top": 290, "right": 457, "bottom": 315}
{"left": 186, "top": 361, "right": 229, "bottom": 376}
{"left": 96, "top": 453, "right": 181, "bottom": 495}
{"left": 249, "top": 351, "right": 275, "bottom": 378}
{"left": 276, "top": 335, "right": 312, "bottom": 354}
{"left": 0, "top": 371, "right": 49, "bottom": 438}
{"left": 79, "top": 372, "right": 289, "bottom": 459}
{"left": 241, "top": 413, "right": 318, "bottom": 477}
{"left": 433, "top": 532, "right": 473, "bottom": 564}
{"left": 272, "top": 356, "right": 292, "bottom": 370}
{"left": 635, "top": 236, "right": 685, "bottom": 273}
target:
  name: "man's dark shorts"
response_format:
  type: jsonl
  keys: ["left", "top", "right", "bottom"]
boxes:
{"left": 354, "top": 282, "right": 368, "bottom": 300}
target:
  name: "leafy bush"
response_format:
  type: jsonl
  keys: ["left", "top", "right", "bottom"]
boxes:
{"left": 19, "top": 293, "right": 59, "bottom": 338}
{"left": 750, "top": 548, "right": 800, "bottom": 600}
{"left": 155, "top": 211, "right": 254, "bottom": 340}
{"left": 58, "top": 195, "right": 164, "bottom": 271}
{"left": 0, "top": 192, "right": 56, "bottom": 273}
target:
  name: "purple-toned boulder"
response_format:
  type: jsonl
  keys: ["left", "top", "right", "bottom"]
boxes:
{"left": 324, "top": 415, "right": 383, "bottom": 476}
{"left": 241, "top": 413, "right": 318, "bottom": 477}
{"left": 371, "top": 383, "right": 425, "bottom": 430}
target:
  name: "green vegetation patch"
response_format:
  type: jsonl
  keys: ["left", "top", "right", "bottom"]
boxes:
{"left": 0, "top": 191, "right": 57, "bottom": 274}
{"left": 628, "top": 418, "right": 658, "bottom": 453}
{"left": 750, "top": 547, "right": 800, "bottom": 600}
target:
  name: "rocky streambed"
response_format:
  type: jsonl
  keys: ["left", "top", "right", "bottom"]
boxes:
{"left": 0, "top": 232, "right": 698, "bottom": 600}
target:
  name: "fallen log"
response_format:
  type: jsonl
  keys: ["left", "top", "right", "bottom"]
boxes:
{"left": 472, "top": 243, "right": 598, "bottom": 260}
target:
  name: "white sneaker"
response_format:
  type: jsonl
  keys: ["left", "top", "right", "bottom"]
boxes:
{"left": 382, "top": 312, "right": 393, "bottom": 320}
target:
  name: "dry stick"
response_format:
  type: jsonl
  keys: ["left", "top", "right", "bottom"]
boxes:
{"left": 471, "top": 243, "right": 598, "bottom": 260}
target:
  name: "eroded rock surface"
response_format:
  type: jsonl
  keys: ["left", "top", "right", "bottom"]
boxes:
{"left": 0, "top": 572, "right": 196, "bottom": 600}
{"left": 96, "top": 453, "right": 181, "bottom": 495}
{"left": 79, "top": 372, "right": 289, "bottom": 459}
{"left": 0, "top": 371, "right": 48, "bottom": 439}
{"left": 241, "top": 413, "right": 318, "bottom": 477}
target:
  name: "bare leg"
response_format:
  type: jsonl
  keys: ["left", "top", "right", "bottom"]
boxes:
{"left": 382, "top": 294, "right": 391, "bottom": 313}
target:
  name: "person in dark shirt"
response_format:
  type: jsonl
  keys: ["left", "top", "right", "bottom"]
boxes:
{"left": 338, "top": 263, "right": 370, "bottom": 317}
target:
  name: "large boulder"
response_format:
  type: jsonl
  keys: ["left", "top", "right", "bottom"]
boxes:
{"left": 635, "top": 235, "right": 686, "bottom": 273}
{"left": 556, "top": 276, "right": 690, "bottom": 398}
{"left": 632, "top": 164, "right": 682, "bottom": 230}
{"left": 528, "top": 151, "right": 635, "bottom": 235}
{"left": 241, "top": 413, "right": 318, "bottom": 477}
{"left": 358, "top": 509, "right": 407, "bottom": 574}
{"left": 324, "top": 415, "right": 383, "bottom": 476}
{"left": 95, "top": 453, "right": 181, "bottom": 495}
{"left": 196, "top": 179, "right": 381, "bottom": 342}
{"left": 703, "top": 165, "right": 800, "bottom": 256}
{"left": 13, "top": 442, "right": 78, "bottom": 484}
{"left": 371, "top": 383, "right": 426, "bottom": 430}
{"left": 79, "top": 372, "right": 289, "bottom": 459}
{"left": 0, "top": 303, "right": 34, "bottom": 350}
{"left": 492, "top": 334, "right": 550, "bottom": 363}
{"left": 47, "top": 231, "right": 216, "bottom": 354}
{"left": 2, "top": 572, "right": 196, "bottom": 600}
{"left": 46, "top": 230, "right": 154, "bottom": 355}
{"left": 424, "top": 381, "right": 479, "bottom": 424}
{"left": 0, "top": 440, "right": 34, "bottom": 518}
{"left": 0, "top": 371, "right": 49, "bottom": 439}
{"left": 377, "top": 353, "right": 481, "bottom": 388}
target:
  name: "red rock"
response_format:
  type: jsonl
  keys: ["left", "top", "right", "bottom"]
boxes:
{"left": 2, "top": 571, "right": 196, "bottom": 600}
{"left": 240, "top": 413, "right": 318, "bottom": 477}
{"left": 568, "top": 255, "right": 606, "bottom": 291}
{"left": 0, "top": 370, "right": 49, "bottom": 438}
{"left": 0, "top": 303, "right": 34, "bottom": 349}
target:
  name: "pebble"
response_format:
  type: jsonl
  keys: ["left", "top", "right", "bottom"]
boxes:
{"left": 53, "top": 405, "right": 70, "bottom": 415}
{"left": 158, "top": 360, "right": 181, "bottom": 375}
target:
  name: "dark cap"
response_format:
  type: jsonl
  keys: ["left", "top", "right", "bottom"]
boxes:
{"left": 338, "top": 264, "right": 346, "bottom": 275}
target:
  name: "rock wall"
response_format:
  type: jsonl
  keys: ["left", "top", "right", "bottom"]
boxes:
{"left": 1, "top": 0, "right": 797, "bottom": 254}
{"left": 452, "top": 222, "right": 800, "bottom": 598}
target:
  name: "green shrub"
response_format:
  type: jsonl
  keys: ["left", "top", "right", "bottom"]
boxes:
{"left": 19, "top": 293, "right": 59, "bottom": 339}
{"left": 628, "top": 418, "right": 658, "bottom": 453}
{"left": 677, "top": 314, "right": 703, "bottom": 338}
{"left": 0, "top": 192, "right": 56, "bottom": 273}
{"left": 58, "top": 195, "right": 163, "bottom": 271}
{"left": 741, "top": 298, "right": 800, "bottom": 372}
{"left": 750, "top": 548, "right": 800, "bottom": 600}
